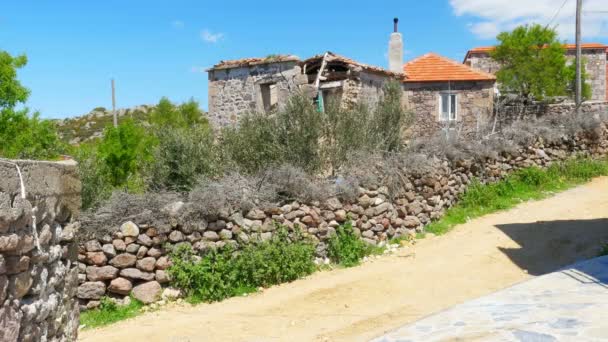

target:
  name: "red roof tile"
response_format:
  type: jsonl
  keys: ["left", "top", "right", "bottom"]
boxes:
{"left": 403, "top": 53, "right": 496, "bottom": 83}
{"left": 465, "top": 43, "right": 608, "bottom": 61}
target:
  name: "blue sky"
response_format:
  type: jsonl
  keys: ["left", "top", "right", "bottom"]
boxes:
{"left": 1, "top": 0, "right": 607, "bottom": 119}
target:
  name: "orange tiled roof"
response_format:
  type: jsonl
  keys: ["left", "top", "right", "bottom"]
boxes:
{"left": 465, "top": 43, "right": 608, "bottom": 61}
{"left": 208, "top": 55, "right": 300, "bottom": 70}
{"left": 403, "top": 53, "right": 496, "bottom": 83}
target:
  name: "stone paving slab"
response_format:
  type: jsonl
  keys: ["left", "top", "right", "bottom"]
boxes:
{"left": 372, "top": 256, "right": 608, "bottom": 342}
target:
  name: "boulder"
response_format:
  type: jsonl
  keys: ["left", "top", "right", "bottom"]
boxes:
{"left": 155, "top": 270, "right": 170, "bottom": 284}
{"left": 77, "top": 281, "right": 105, "bottom": 300}
{"left": 136, "top": 257, "right": 156, "bottom": 272}
{"left": 107, "top": 277, "right": 132, "bottom": 295}
{"left": 101, "top": 244, "right": 117, "bottom": 258}
{"left": 120, "top": 221, "right": 139, "bottom": 237}
{"left": 168, "top": 230, "right": 184, "bottom": 243}
{"left": 85, "top": 252, "right": 107, "bottom": 266}
{"left": 246, "top": 209, "right": 266, "bottom": 220}
{"left": 155, "top": 257, "right": 171, "bottom": 270}
{"left": 86, "top": 266, "right": 119, "bottom": 281}
{"left": 112, "top": 239, "right": 126, "bottom": 252}
{"left": 109, "top": 253, "right": 137, "bottom": 268}
{"left": 120, "top": 268, "right": 155, "bottom": 281}
{"left": 132, "top": 281, "right": 161, "bottom": 304}
{"left": 84, "top": 240, "right": 102, "bottom": 252}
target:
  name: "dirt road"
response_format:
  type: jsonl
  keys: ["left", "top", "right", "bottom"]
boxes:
{"left": 80, "top": 177, "right": 608, "bottom": 342}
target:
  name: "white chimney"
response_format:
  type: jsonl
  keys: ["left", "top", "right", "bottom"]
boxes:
{"left": 388, "top": 18, "right": 403, "bottom": 73}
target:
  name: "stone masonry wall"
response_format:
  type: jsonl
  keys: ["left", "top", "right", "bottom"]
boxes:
{"left": 77, "top": 126, "right": 608, "bottom": 309}
{"left": 0, "top": 160, "right": 81, "bottom": 342}
{"left": 403, "top": 80, "right": 495, "bottom": 138}
{"left": 207, "top": 61, "right": 306, "bottom": 127}
{"left": 497, "top": 101, "right": 608, "bottom": 130}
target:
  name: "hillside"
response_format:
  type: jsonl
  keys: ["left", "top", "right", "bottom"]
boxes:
{"left": 54, "top": 105, "right": 155, "bottom": 144}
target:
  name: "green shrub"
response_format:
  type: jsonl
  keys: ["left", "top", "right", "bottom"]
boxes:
{"left": 327, "top": 221, "right": 370, "bottom": 267}
{"left": 168, "top": 226, "right": 315, "bottom": 303}
{"left": 97, "top": 118, "right": 155, "bottom": 189}
{"left": 73, "top": 143, "right": 112, "bottom": 209}
{"left": 80, "top": 296, "right": 144, "bottom": 329}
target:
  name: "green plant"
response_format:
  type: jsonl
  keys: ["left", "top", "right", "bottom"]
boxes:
{"left": 425, "top": 157, "right": 608, "bottom": 235}
{"left": 97, "top": 118, "right": 155, "bottom": 189}
{"left": 79, "top": 296, "right": 144, "bottom": 329}
{"left": 168, "top": 225, "right": 315, "bottom": 303}
{"left": 327, "top": 221, "right": 371, "bottom": 267}
{"left": 491, "top": 24, "right": 585, "bottom": 102}
{"left": 0, "top": 50, "right": 65, "bottom": 159}
{"left": 73, "top": 142, "right": 112, "bottom": 209}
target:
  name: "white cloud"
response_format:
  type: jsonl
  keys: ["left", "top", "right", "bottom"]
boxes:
{"left": 190, "top": 66, "right": 208, "bottom": 73}
{"left": 201, "top": 29, "right": 224, "bottom": 43}
{"left": 172, "top": 20, "right": 184, "bottom": 29}
{"left": 450, "top": 0, "right": 608, "bottom": 40}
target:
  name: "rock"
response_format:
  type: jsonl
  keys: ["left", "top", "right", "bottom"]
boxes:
{"left": 120, "top": 221, "right": 140, "bottom": 237}
{"left": 136, "top": 257, "right": 156, "bottom": 272}
{"left": 203, "top": 231, "right": 219, "bottom": 242}
{"left": 155, "top": 270, "right": 170, "bottom": 284}
{"left": 374, "top": 202, "right": 391, "bottom": 216}
{"left": 324, "top": 197, "right": 342, "bottom": 210}
{"left": 0, "top": 275, "right": 7, "bottom": 302}
{"left": 147, "top": 248, "right": 162, "bottom": 258}
{"left": 85, "top": 265, "right": 119, "bottom": 281}
{"left": 60, "top": 222, "right": 79, "bottom": 242}
{"left": 155, "top": 257, "right": 171, "bottom": 270}
{"left": 161, "top": 287, "right": 181, "bottom": 300}
{"left": 101, "top": 244, "right": 117, "bottom": 258}
{"left": 136, "top": 246, "right": 149, "bottom": 259}
{"left": 0, "top": 234, "right": 19, "bottom": 252}
{"left": 334, "top": 210, "right": 347, "bottom": 222}
{"left": 246, "top": 209, "right": 266, "bottom": 220}
{"left": 77, "top": 281, "right": 105, "bottom": 300}
{"left": 112, "top": 239, "right": 126, "bottom": 252}
{"left": 85, "top": 252, "right": 107, "bottom": 266}
{"left": 137, "top": 234, "right": 153, "bottom": 247}
{"left": 284, "top": 210, "right": 305, "bottom": 221}
{"left": 163, "top": 201, "right": 184, "bottom": 217}
{"left": 168, "top": 230, "right": 184, "bottom": 243}
{"left": 0, "top": 255, "right": 5, "bottom": 274}
{"left": 84, "top": 240, "right": 102, "bottom": 252}
{"left": 132, "top": 281, "right": 161, "bottom": 304}
{"left": 109, "top": 253, "right": 137, "bottom": 268}
{"left": 126, "top": 243, "right": 140, "bottom": 254}
{"left": 219, "top": 229, "right": 233, "bottom": 240}
{"left": 4, "top": 256, "right": 29, "bottom": 275}
{"left": 107, "top": 277, "right": 132, "bottom": 295}
{"left": 0, "top": 303, "right": 21, "bottom": 342}
{"left": 120, "top": 268, "right": 155, "bottom": 281}
{"left": 403, "top": 216, "right": 421, "bottom": 228}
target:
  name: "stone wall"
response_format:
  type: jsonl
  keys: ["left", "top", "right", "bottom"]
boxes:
{"left": 466, "top": 49, "right": 607, "bottom": 101}
{"left": 207, "top": 61, "right": 305, "bottom": 127}
{"left": 0, "top": 160, "right": 81, "bottom": 342}
{"left": 76, "top": 126, "right": 608, "bottom": 309}
{"left": 403, "top": 80, "right": 495, "bottom": 138}
{"left": 497, "top": 101, "right": 608, "bottom": 129}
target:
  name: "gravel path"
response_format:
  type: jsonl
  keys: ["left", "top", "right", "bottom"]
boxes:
{"left": 79, "top": 177, "right": 608, "bottom": 342}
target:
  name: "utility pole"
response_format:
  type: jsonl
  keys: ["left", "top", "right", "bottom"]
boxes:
{"left": 575, "top": 0, "right": 583, "bottom": 114}
{"left": 111, "top": 79, "right": 117, "bottom": 127}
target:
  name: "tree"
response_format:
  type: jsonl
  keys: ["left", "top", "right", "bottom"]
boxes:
{"left": 0, "top": 50, "right": 64, "bottom": 159}
{"left": 491, "top": 24, "right": 585, "bottom": 102}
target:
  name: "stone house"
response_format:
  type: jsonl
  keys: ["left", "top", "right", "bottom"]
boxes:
{"left": 464, "top": 43, "right": 608, "bottom": 101}
{"left": 402, "top": 53, "right": 496, "bottom": 137}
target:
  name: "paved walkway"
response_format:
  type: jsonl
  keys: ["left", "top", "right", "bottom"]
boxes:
{"left": 372, "top": 256, "right": 608, "bottom": 342}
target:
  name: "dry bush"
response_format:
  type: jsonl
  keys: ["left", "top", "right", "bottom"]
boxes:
{"left": 79, "top": 191, "right": 182, "bottom": 241}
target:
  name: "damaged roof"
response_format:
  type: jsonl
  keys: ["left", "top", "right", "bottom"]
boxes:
{"left": 403, "top": 53, "right": 496, "bottom": 82}
{"left": 208, "top": 55, "right": 301, "bottom": 70}
{"left": 301, "top": 52, "right": 404, "bottom": 77}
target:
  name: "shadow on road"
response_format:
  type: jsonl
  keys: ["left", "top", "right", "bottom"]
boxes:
{"left": 495, "top": 218, "right": 608, "bottom": 276}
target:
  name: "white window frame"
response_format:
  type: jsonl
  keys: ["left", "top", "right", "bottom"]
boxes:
{"left": 439, "top": 93, "right": 457, "bottom": 121}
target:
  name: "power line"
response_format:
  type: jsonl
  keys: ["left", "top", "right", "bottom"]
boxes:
{"left": 546, "top": 0, "right": 570, "bottom": 28}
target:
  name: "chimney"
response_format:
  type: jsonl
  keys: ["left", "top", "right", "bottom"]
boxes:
{"left": 388, "top": 17, "right": 403, "bottom": 73}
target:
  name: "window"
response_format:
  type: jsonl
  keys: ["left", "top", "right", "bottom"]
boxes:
{"left": 260, "top": 83, "right": 278, "bottom": 113}
{"left": 440, "top": 93, "right": 457, "bottom": 121}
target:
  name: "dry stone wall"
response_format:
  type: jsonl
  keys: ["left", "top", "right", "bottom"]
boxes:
{"left": 77, "top": 127, "right": 608, "bottom": 309}
{"left": 0, "top": 160, "right": 81, "bottom": 342}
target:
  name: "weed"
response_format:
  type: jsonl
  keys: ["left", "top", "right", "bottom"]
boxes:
{"left": 327, "top": 221, "right": 373, "bottom": 267}
{"left": 425, "top": 157, "right": 608, "bottom": 235}
{"left": 79, "top": 296, "right": 144, "bottom": 329}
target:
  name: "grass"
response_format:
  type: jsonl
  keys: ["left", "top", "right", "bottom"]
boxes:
{"left": 79, "top": 296, "right": 144, "bottom": 329}
{"left": 425, "top": 157, "right": 608, "bottom": 235}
